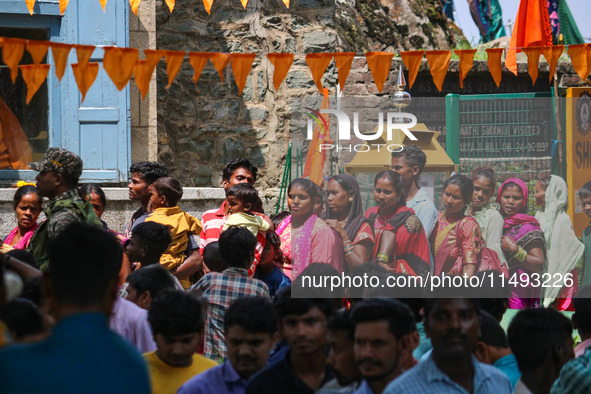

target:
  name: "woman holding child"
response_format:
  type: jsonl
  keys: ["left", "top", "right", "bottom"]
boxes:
{"left": 364, "top": 171, "right": 430, "bottom": 276}
{"left": 323, "top": 174, "right": 374, "bottom": 271}
{"left": 290, "top": 178, "right": 344, "bottom": 279}
{"left": 498, "top": 178, "right": 545, "bottom": 309}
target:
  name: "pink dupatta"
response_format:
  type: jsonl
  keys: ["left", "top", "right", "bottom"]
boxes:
{"left": 291, "top": 214, "right": 316, "bottom": 279}
{"left": 4, "top": 223, "right": 39, "bottom": 250}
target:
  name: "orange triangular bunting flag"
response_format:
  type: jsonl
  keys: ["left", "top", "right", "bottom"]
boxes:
{"left": 75, "top": 45, "right": 95, "bottom": 69}
{"left": 144, "top": 49, "right": 166, "bottom": 70}
{"left": 72, "top": 63, "right": 99, "bottom": 103}
{"left": 282, "top": 0, "right": 289, "bottom": 7}
{"left": 542, "top": 45, "right": 563, "bottom": 82}
{"left": 333, "top": 52, "right": 355, "bottom": 92}
{"left": 26, "top": 40, "right": 50, "bottom": 65}
{"left": 587, "top": 44, "right": 591, "bottom": 81}
{"left": 239, "top": 0, "right": 248, "bottom": 8}
{"left": 267, "top": 53, "right": 293, "bottom": 91}
{"left": 208, "top": 53, "right": 230, "bottom": 83}
{"left": 203, "top": 0, "right": 213, "bottom": 14}
{"left": 400, "top": 51, "right": 424, "bottom": 89}
{"left": 365, "top": 52, "right": 394, "bottom": 93}
{"left": 130, "top": 0, "right": 141, "bottom": 15}
{"left": 454, "top": 49, "right": 476, "bottom": 89}
{"left": 133, "top": 60, "right": 151, "bottom": 100}
{"left": 305, "top": 53, "right": 333, "bottom": 93}
{"left": 100, "top": 0, "right": 108, "bottom": 11}
{"left": 20, "top": 64, "right": 50, "bottom": 104}
{"left": 164, "top": 50, "right": 185, "bottom": 89}
{"left": 26, "top": 0, "right": 35, "bottom": 14}
{"left": 164, "top": 0, "right": 175, "bottom": 12}
{"left": 230, "top": 53, "right": 256, "bottom": 96}
{"left": 2, "top": 38, "right": 26, "bottom": 83}
{"left": 50, "top": 43, "right": 73, "bottom": 81}
{"left": 188, "top": 52, "right": 209, "bottom": 86}
{"left": 59, "top": 0, "right": 69, "bottom": 14}
{"left": 425, "top": 50, "right": 451, "bottom": 92}
{"left": 568, "top": 44, "right": 588, "bottom": 81}
{"left": 486, "top": 48, "right": 504, "bottom": 88}
{"left": 522, "top": 47, "right": 542, "bottom": 85}
{"left": 103, "top": 47, "right": 139, "bottom": 91}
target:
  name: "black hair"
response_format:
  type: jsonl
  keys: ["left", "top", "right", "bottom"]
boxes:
{"left": 508, "top": 308, "right": 572, "bottom": 372}
{"left": 347, "top": 262, "right": 389, "bottom": 300}
{"left": 274, "top": 285, "right": 335, "bottom": 320}
{"left": 424, "top": 298, "right": 481, "bottom": 325}
{"left": 126, "top": 264, "right": 177, "bottom": 299}
{"left": 12, "top": 185, "right": 40, "bottom": 210}
{"left": 327, "top": 308, "right": 355, "bottom": 341}
{"left": 79, "top": 184, "right": 107, "bottom": 208}
{"left": 131, "top": 222, "right": 172, "bottom": 261}
{"left": 374, "top": 170, "right": 407, "bottom": 206}
{"left": 478, "top": 297, "right": 509, "bottom": 322}
{"left": 351, "top": 298, "right": 416, "bottom": 339}
{"left": 148, "top": 289, "right": 204, "bottom": 336}
{"left": 478, "top": 311, "right": 509, "bottom": 348}
{"left": 202, "top": 241, "right": 227, "bottom": 273}
{"left": 48, "top": 223, "right": 122, "bottom": 307}
{"left": 291, "top": 263, "right": 344, "bottom": 299}
{"left": 579, "top": 181, "right": 591, "bottom": 200}
{"left": 288, "top": 178, "right": 320, "bottom": 201}
{"left": 470, "top": 167, "right": 496, "bottom": 189}
{"left": 444, "top": 174, "right": 474, "bottom": 204}
{"left": 152, "top": 177, "right": 183, "bottom": 206}
{"left": 0, "top": 298, "right": 43, "bottom": 339}
{"left": 218, "top": 226, "right": 257, "bottom": 268}
{"left": 573, "top": 285, "right": 591, "bottom": 333}
{"left": 224, "top": 296, "right": 278, "bottom": 334}
{"left": 391, "top": 144, "right": 427, "bottom": 174}
{"left": 226, "top": 183, "right": 260, "bottom": 209}
{"left": 265, "top": 232, "right": 281, "bottom": 251}
{"left": 20, "top": 277, "right": 42, "bottom": 307}
{"left": 130, "top": 162, "right": 168, "bottom": 185}
{"left": 538, "top": 175, "right": 552, "bottom": 191}
{"left": 222, "top": 158, "right": 258, "bottom": 183}
{"left": 62, "top": 170, "right": 81, "bottom": 188}
{"left": 271, "top": 211, "right": 291, "bottom": 227}
{"left": 7, "top": 249, "right": 37, "bottom": 269}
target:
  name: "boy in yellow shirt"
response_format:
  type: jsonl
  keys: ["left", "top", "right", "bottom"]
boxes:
{"left": 145, "top": 177, "right": 202, "bottom": 288}
{"left": 145, "top": 290, "right": 216, "bottom": 394}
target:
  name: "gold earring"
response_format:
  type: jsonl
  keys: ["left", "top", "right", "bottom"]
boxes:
{"left": 349, "top": 197, "right": 353, "bottom": 202}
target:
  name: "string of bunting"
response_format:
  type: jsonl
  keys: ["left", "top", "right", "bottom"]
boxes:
{"left": 24, "top": 0, "right": 291, "bottom": 16}
{"left": 1, "top": 36, "right": 590, "bottom": 105}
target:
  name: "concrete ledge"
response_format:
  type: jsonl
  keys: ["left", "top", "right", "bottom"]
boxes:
{"left": 0, "top": 187, "right": 227, "bottom": 238}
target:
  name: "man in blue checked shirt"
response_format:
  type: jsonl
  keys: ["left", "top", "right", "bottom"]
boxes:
{"left": 384, "top": 298, "right": 512, "bottom": 394}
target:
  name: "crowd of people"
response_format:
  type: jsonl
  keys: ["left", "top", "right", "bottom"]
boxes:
{"left": 0, "top": 145, "right": 590, "bottom": 393}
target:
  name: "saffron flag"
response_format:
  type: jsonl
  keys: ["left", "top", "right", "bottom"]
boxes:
{"left": 505, "top": 0, "right": 552, "bottom": 75}
{"left": 425, "top": 50, "right": 451, "bottom": 92}
{"left": 455, "top": 49, "right": 477, "bottom": 89}
{"left": 20, "top": 64, "right": 50, "bottom": 104}
{"left": 267, "top": 53, "right": 293, "bottom": 91}
{"left": 365, "top": 52, "right": 394, "bottom": 93}
{"left": 303, "top": 89, "right": 332, "bottom": 186}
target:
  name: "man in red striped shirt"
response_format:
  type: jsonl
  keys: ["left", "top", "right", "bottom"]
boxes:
{"left": 200, "top": 158, "right": 258, "bottom": 253}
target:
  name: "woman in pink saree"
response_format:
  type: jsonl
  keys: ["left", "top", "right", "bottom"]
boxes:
{"left": 290, "top": 178, "right": 344, "bottom": 279}
{"left": 498, "top": 178, "right": 546, "bottom": 309}
{"left": 4, "top": 185, "right": 41, "bottom": 250}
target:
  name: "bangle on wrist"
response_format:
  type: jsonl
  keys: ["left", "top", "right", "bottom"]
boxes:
{"left": 376, "top": 253, "right": 389, "bottom": 263}
{"left": 514, "top": 246, "right": 527, "bottom": 263}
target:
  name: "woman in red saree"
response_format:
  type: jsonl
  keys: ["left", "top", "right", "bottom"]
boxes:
{"left": 290, "top": 178, "right": 344, "bottom": 279}
{"left": 364, "top": 170, "right": 429, "bottom": 276}
{"left": 431, "top": 174, "right": 485, "bottom": 278}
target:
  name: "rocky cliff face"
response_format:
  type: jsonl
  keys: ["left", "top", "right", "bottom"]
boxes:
{"left": 336, "top": 0, "right": 468, "bottom": 52}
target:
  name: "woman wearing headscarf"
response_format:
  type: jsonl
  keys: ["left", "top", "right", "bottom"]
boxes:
{"left": 498, "top": 178, "right": 546, "bottom": 309}
{"left": 534, "top": 175, "right": 583, "bottom": 310}
{"left": 323, "top": 174, "right": 374, "bottom": 271}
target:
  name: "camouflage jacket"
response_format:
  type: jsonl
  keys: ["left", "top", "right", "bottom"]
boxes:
{"left": 28, "top": 188, "right": 103, "bottom": 270}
